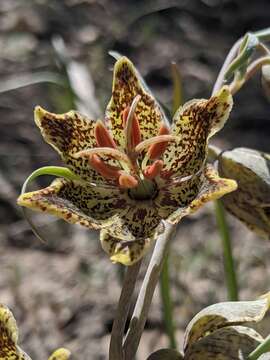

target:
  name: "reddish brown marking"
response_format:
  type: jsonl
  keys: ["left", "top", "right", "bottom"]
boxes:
{"left": 148, "top": 123, "right": 170, "bottom": 159}
{"left": 118, "top": 173, "right": 138, "bottom": 189}
{"left": 89, "top": 154, "right": 120, "bottom": 179}
{"left": 95, "top": 121, "right": 116, "bottom": 148}
{"left": 144, "top": 160, "right": 164, "bottom": 179}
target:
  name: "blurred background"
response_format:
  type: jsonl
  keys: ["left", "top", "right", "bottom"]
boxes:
{"left": 0, "top": 0, "right": 270, "bottom": 359}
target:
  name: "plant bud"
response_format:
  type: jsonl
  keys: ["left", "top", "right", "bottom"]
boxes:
{"left": 218, "top": 147, "right": 270, "bottom": 239}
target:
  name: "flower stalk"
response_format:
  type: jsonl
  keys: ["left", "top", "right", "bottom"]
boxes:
{"left": 109, "top": 260, "right": 142, "bottom": 360}
{"left": 123, "top": 223, "right": 176, "bottom": 359}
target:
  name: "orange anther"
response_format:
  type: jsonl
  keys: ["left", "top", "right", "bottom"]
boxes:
{"left": 144, "top": 160, "right": 164, "bottom": 179}
{"left": 122, "top": 106, "right": 130, "bottom": 126}
{"left": 95, "top": 120, "right": 116, "bottom": 148}
{"left": 118, "top": 173, "right": 138, "bottom": 189}
{"left": 148, "top": 123, "right": 170, "bottom": 159}
{"left": 122, "top": 105, "right": 141, "bottom": 149}
{"left": 89, "top": 154, "right": 120, "bottom": 179}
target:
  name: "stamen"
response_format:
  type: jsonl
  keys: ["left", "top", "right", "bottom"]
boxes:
{"left": 135, "top": 134, "right": 177, "bottom": 154}
{"left": 148, "top": 124, "right": 170, "bottom": 159}
{"left": 118, "top": 173, "right": 138, "bottom": 189}
{"left": 95, "top": 120, "right": 116, "bottom": 148}
{"left": 144, "top": 160, "right": 164, "bottom": 179}
{"left": 74, "top": 147, "right": 130, "bottom": 165}
{"left": 89, "top": 154, "right": 121, "bottom": 179}
{"left": 124, "top": 95, "right": 141, "bottom": 154}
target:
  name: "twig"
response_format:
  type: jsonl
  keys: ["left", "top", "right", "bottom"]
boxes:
{"left": 109, "top": 261, "right": 142, "bottom": 360}
{"left": 123, "top": 223, "right": 176, "bottom": 359}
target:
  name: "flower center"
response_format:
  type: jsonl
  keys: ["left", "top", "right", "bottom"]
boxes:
{"left": 74, "top": 95, "right": 178, "bottom": 190}
{"left": 128, "top": 178, "right": 158, "bottom": 201}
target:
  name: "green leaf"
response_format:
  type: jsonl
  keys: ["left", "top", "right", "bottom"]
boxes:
{"left": 224, "top": 33, "right": 259, "bottom": 81}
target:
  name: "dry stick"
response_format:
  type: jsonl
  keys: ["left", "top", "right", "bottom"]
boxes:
{"left": 109, "top": 260, "right": 142, "bottom": 360}
{"left": 123, "top": 223, "right": 176, "bottom": 360}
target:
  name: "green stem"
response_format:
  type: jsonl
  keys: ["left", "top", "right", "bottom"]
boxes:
{"left": 160, "top": 250, "right": 177, "bottom": 349}
{"left": 248, "top": 334, "right": 270, "bottom": 360}
{"left": 214, "top": 200, "right": 238, "bottom": 301}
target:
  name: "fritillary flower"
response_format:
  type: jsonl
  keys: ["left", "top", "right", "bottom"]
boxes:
{"left": 17, "top": 57, "right": 237, "bottom": 265}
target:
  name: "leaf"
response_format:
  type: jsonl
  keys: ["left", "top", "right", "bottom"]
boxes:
{"left": 52, "top": 35, "right": 101, "bottom": 118}
{"left": 171, "top": 62, "right": 183, "bottom": 114}
{"left": 183, "top": 295, "right": 270, "bottom": 351}
{"left": 184, "top": 326, "right": 263, "bottom": 360}
{"left": 218, "top": 147, "right": 270, "bottom": 239}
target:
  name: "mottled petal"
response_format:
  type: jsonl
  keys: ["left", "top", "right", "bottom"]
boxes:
{"left": 48, "top": 348, "right": 71, "bottom": 360}
{"left": 184, "top": 326, "right": 263, "bottom": 360}
{"left": 162, "top": 86, "right": 233, "bottom": 178}
{"left": 100, "top": 205, "right": 164, "bottom": 265}
{"left": 35, "top": 106, "right": 107, "bottom": 184}
{"left": 0, "top": 304, "right": 32, "bottom": 360}
{"left": 17, "top": 178, "right": 128, "bottom": 229}
{"left": 106, "top": 57, "right": 165, "bottom": 149}
{"left": 183, "top": 295, "right": 269, "bottom": 351}
{"left": 156, "top": 165, "right": 237, "bottom": 224}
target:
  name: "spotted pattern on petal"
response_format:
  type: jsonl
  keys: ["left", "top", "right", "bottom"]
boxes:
{"left": 100, "top": 204, "right": 164, "bottom": 265}
{"left": 34, "top": 106, "right": 109, "bottom": 184}
{"left": 17, "top": 178, "right": 128, "bottom": 229}
{"left": 162, "top": 86, "right": 233, "bottom": 178}
{"left": 156, "top": 174, "right": 203, "bottom": 220}
{"left": 0, "top": 304, "right": 31, "bottom": 360}
{"left": 158, "top": 165, "right": 237, "bottom": 224}
{"left": 106, "top": 57, "right": 164, "bottom": 149}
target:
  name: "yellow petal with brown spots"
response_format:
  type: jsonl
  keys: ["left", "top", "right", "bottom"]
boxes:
{"left": 183, "top": 294, "right": 270, "bottom": 352}
{"left": 17, "top": 178, "right": 128, "bottom": 230}
{"left": 48, "top": 348, "right": 71, "bottom": 360}
{"left": 162, "top": 86, "right": 233, "bottom": 178}
{"left": 100, "top": 205, "right": 164, "bottom": 265}
{"left": 34, "top": 106, "right": 108, "bottom": 185}
{"left": 0, "top": 304, "right": 32, "bottom": 360}
{"left": 106, "top": 57, "right": 165, "bottom": 149}
{"left": 184, "top": 326, "right": 263, "bottom": 359}
{"left": 156, "top": 165, "right": 237, "bottom": 224}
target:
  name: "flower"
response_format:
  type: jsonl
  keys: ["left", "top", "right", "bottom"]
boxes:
{"left": 0, "top": 303, "right": 71, "bottom": 360}
{"left": 218, "top": 147, "right": 270, "bottom": 239}
{"left": 147, "top": 293, "right": 270, "bottom": 359}
{"left": 17, "top": 57, "right": 237, "bottom": 265}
